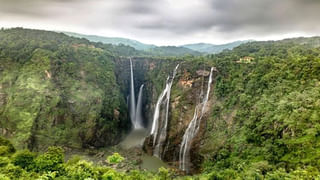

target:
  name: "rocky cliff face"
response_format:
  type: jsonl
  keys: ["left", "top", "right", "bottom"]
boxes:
{"left": 137, "top": 59, "right": 218, "bottom": 173}
{"left": 114, "top": 57, "right": 182, "bottom": 129}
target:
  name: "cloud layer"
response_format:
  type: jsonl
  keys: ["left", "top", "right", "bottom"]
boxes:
{"left": 0, "top": 0, "right": 320, "bottom": 45}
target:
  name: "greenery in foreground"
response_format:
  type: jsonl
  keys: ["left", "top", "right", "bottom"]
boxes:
{"left": 0, "top": 137, "right": 179, "bottom": 180}
{"left": 1, "top": 136, "right": 320, "bottom": 180}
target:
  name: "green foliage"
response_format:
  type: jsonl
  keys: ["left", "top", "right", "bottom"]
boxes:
{"left": 0, "top": 138, "right": 180, "bottom": 180}
{"left": 0, "top": 173, "right": 10, "bottom": 180}
{"left": 0, "top": 163, "right": 26, "bottom": 179}
{"left": 65, "top": 160, "right": 99, "bottom": 179}
{"left": 0, "top": 137, "right": 15, "bottom": 156}
{"left": 158, "top": 167, "right": 172, "bottom": 180}
{"left": 202, "top": 37, "right": 320, "bottom": 179}
{"left": 106, "top": 153, "right": 125, "bottom": 164}
{"left": 0, "top": 157, "right": 10, "bottom": 167}
{"left": 34, "top": 146, "right": 64, "bottom": 173}
{"left": 101, "top": 169, "right": 123, "bottom": 180}
{"left": 36, "top": 171, "right": 58, "bottom": 180}
{"left": 0, "top": 28, "right": 129, "bottom": 149}
{"left": 146, "top": 46, "right": 202, "bottom": 57}
{"left": 12, "top": 150, "right": 36, "bottom": 170}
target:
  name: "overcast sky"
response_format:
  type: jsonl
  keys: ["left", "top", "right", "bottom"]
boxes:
{"left": 1, "top": 0, "right": 320, "bottom": 45}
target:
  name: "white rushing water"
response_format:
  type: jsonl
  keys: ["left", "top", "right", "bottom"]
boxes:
{"left": 150, "top": 76, "right": 169, "bottom": 141}
{"left": 151, "top": 64, "right": 179, "bottom": 158}
{"left": 135, "top": 84, "right": 144, "bottom": 129}
{"left": 179, "top": 67, "right": 214, "bottom": 172}
{"left": 129, "top": 58, "right": 137, "bottom": 128}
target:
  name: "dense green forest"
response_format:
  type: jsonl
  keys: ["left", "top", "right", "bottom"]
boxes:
{"left": 0, "top": 28, "right": 130, "bottom": 150}
{"left": 1, "top": 28, "right": 320, "bottom": 179}
{"left": 200, "top": 38, "right": 320, "bottom": 179}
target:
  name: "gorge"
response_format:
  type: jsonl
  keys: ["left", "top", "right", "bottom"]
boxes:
{"left": 1, "top": 28, "right": 320, "bottom": 179}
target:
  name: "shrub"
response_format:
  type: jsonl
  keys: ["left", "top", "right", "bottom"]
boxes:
{"left": 106, "top": 153, "right": 124, "bottom": 164}
{"left": 65, "top": 160, "right": 98, "bottom": 179}
{"left": 158, "top": 167, "right": 172, "bottom": 180}
{"left": 0, "top": 137, "right": 15, "bottom": 156}
{"left": 36, "top": 171, "right": 57, "bottom": 180}
{"left": 0, "top": 173, "right": 10, "bottom": 180}
{"left": 0, "top": 163, "right": 25, "bottom": 179}
{"left": 102, "top": 169, "right": 123, "bottom": 180}
{"left": 34, "top": 146, "right": 64, "bottom": 173}
{"left": 208, "top": 171, "right": 224, "bottom": 180}
{"left": 12, "top": 150, "right": 36, "bottom": 170}
{"left": 0, "top": 157, "right": 10, "bottom": 167}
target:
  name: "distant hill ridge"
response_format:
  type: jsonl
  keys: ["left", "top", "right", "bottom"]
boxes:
{"left": 181, "top": 40, "right": 253, "bottom": 53}
{"left": 62, "top": 31, "right": 250, "bottom": 55}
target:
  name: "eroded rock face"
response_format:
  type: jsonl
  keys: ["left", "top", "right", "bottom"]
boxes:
{"left": 196, "top": 70, "right": 210, "bottom": 76}
{"left": 142, "top": 64, "right": 217, "bottom": 173}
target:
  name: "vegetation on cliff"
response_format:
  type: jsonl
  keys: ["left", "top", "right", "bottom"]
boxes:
{"left": 200, "top": 38, "right": 320, "bottom": 179}
{"left": 0, "top": 28, "right": 129, "bottom": 150}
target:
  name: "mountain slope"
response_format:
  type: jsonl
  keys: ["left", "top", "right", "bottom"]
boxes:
{"left": 63, "top": 32, "right": 156, "bottom": 51}
{"left": 182, "top": 40, "right": 252, "bottom": 54}
{"left": 147, "top": 46, "right": 202, "bottom": 56}
{"left": 63, "top": 32, "right": 202, "bottom": 57}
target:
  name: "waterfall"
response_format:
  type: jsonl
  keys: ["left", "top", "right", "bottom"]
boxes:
{"left": 151, "top": 64, "right": 179, "bottom": 158}
{"left": 135, "top": 84, "right": 144, "bottom": 129}
{"left": 179, "top": 67, "right": 214, "bottom": 172}
{"left": 129, "top": 58, "right": 137, "bottom": 128}
{"left": 150, "top": 76, "right": 169, "bottom": 139}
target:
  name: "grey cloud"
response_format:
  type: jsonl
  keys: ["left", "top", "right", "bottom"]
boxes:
{"left": 0, "top": 0, "right": 320, "bottom": 44}
{"left": 209, "top": 0, "right": 320, "bottom": 33}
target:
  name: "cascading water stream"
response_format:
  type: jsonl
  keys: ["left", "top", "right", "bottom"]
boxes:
{"left": 135, "top": 84, "right": 144, "bottom": 129}
{"left": 179, "top": 67, "right": 214, "bottom": 172}
{"left": 150, "top": 76, "right": 170, "bottom": 142}
{"left": 150, "top": 64, "right": 179, "bottom": 158}
{"left": 129, "top": 58, "right": 137, "bottom": 128}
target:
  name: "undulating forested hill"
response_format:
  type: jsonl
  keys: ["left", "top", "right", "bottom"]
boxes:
{"left": 63, "top": 32, "right": 202, "bottom": 57}
{"left": 1, "top": 28, "right": 320, "bottom": 179}
{"left": 181, "top": 40, "right": 251, "bottom": 54}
